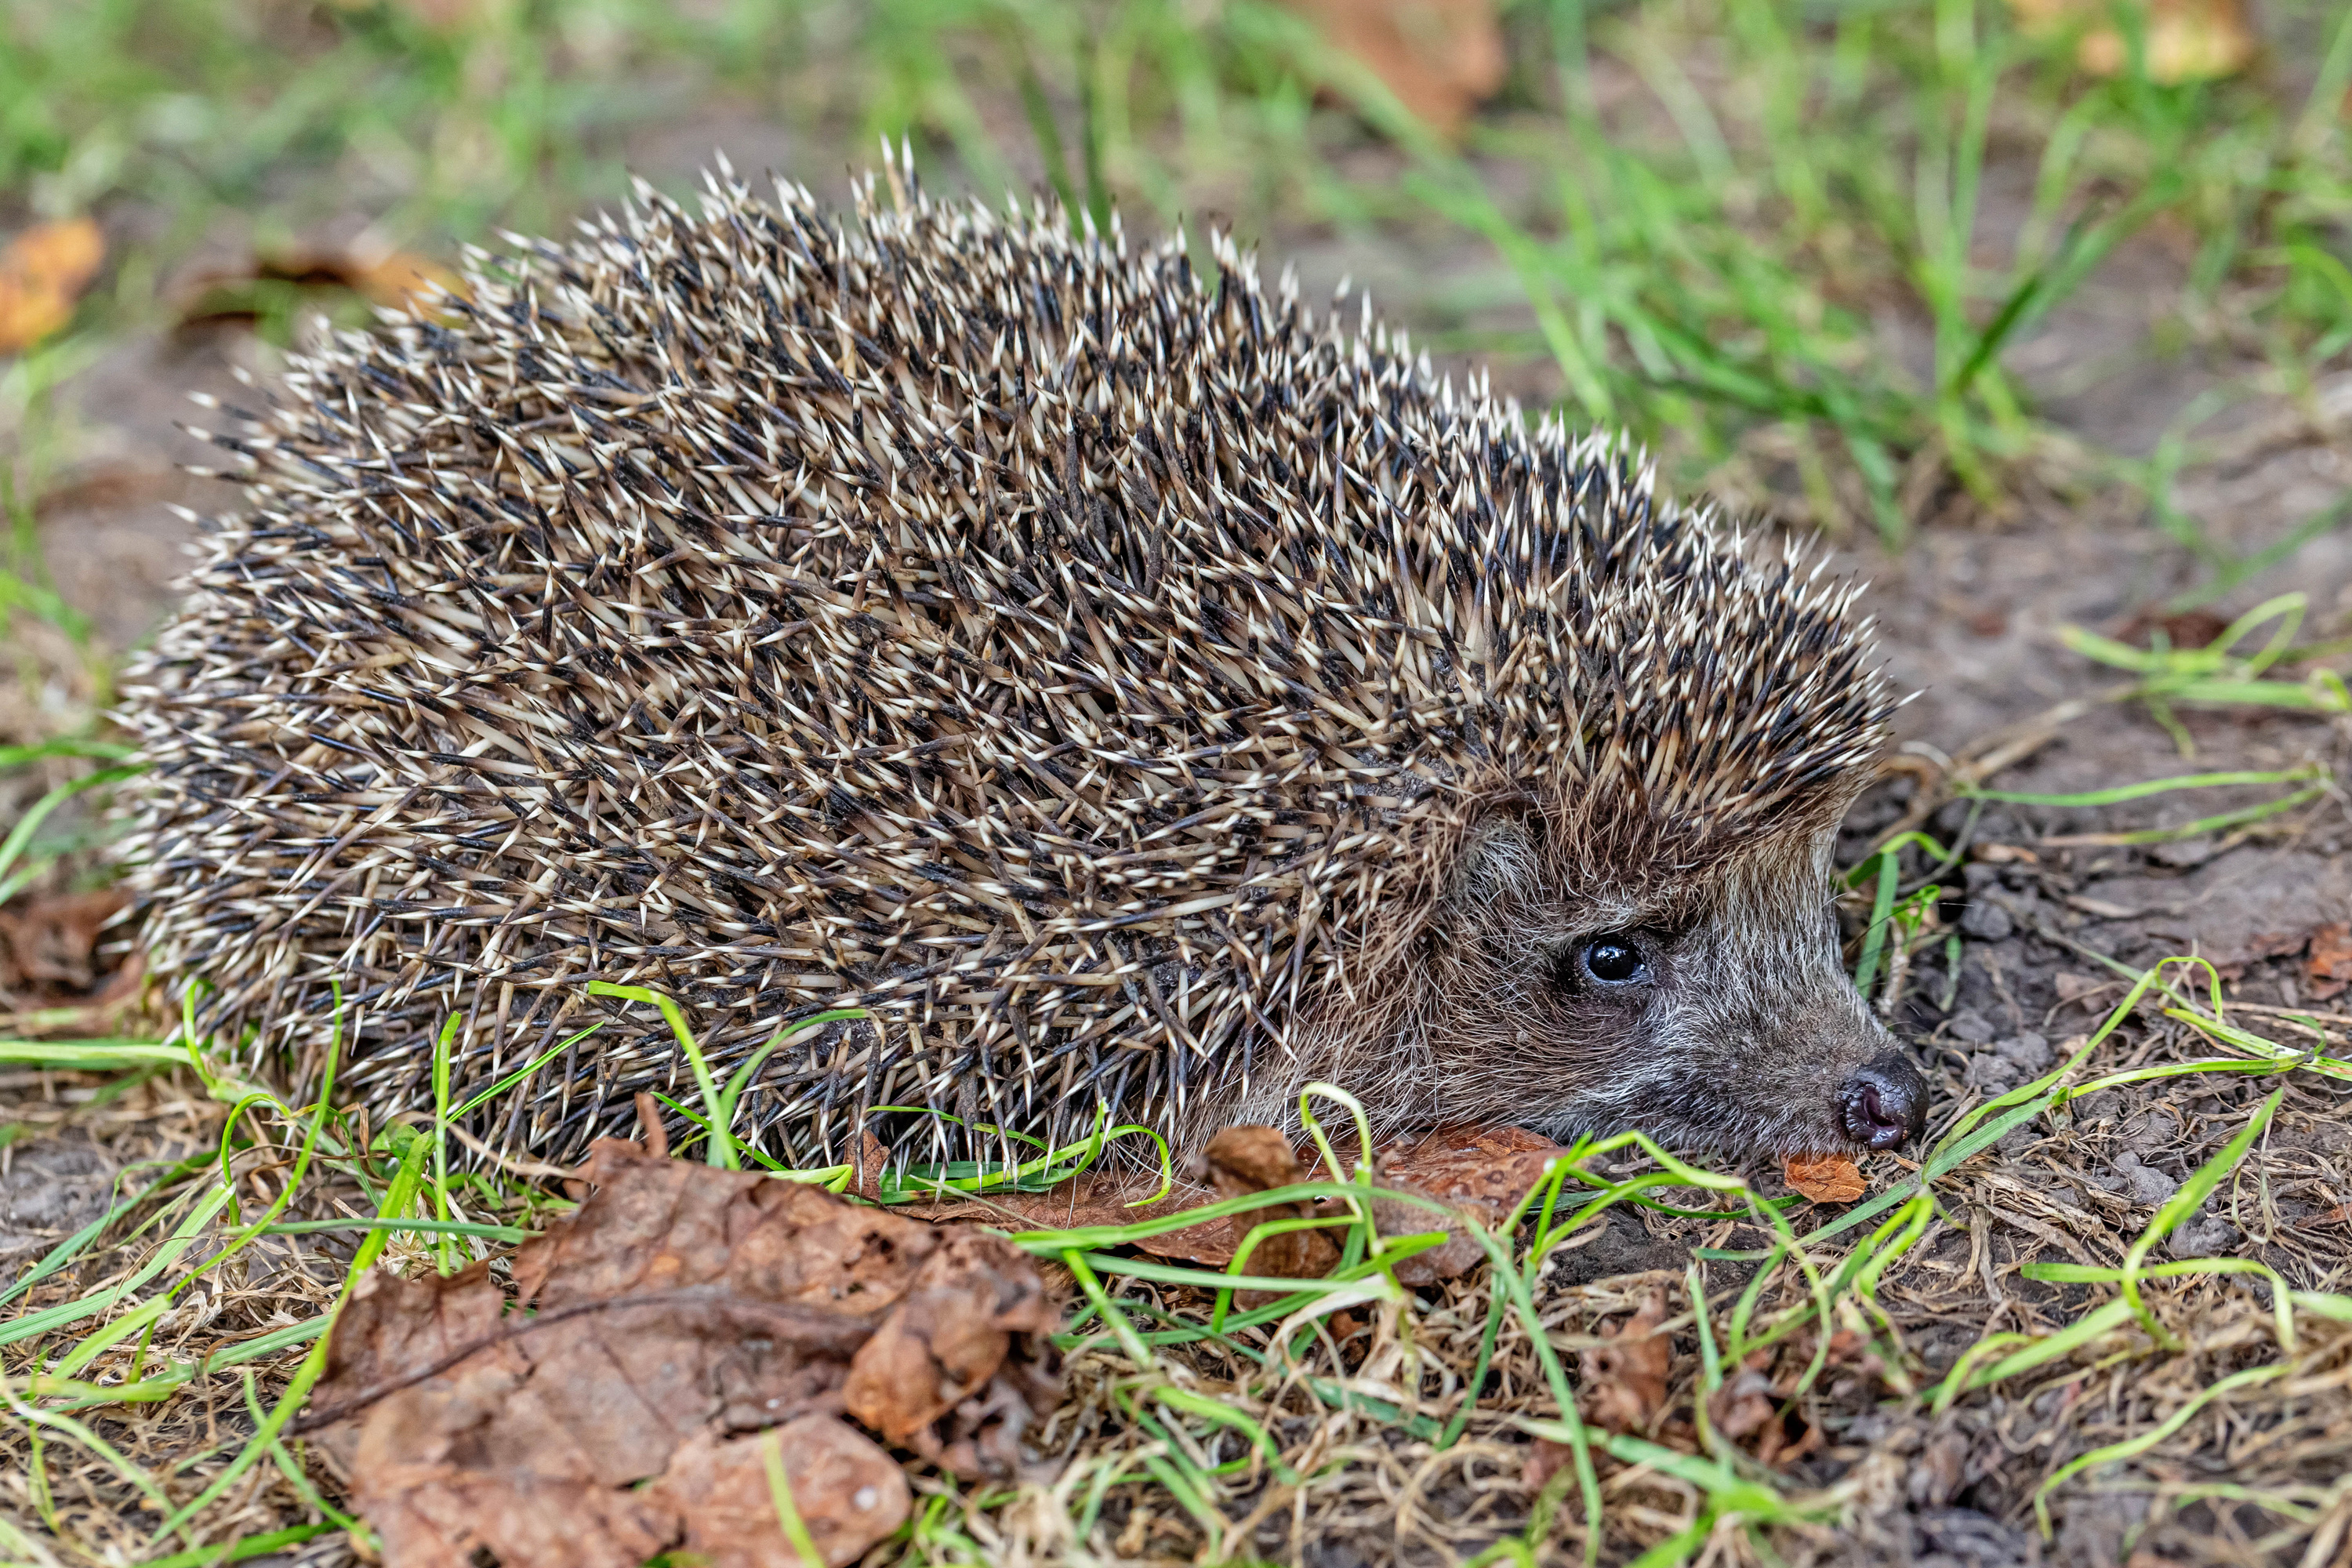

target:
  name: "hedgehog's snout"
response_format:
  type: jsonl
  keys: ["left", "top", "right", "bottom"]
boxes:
{"left": 1836, "top": 1051, "right": 1927, "bottom": 1150}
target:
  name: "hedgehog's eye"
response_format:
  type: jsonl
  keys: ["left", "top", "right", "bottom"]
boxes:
{"left": 1579, "top": 936, "right": 1647, "bottom": 985}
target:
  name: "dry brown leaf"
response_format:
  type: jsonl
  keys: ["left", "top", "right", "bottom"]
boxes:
{"left": 0, "top": 888, "right": 125, "bottom": 993}
{"left": 1708, "top": 1367, "right": 1778, "bottom": 1442}
{"left": 1204, "top": 1124, "right": 1342, "bottom": 1290}
{"left": 1379, "top": 1123, "right": 1567, "bottom": 1209}
{"left": 1578, "top": 1292, "right": 1671, "bottom": 1435}
{"left": 842, "top": 1229, "right": 1062, "bottom": 1475}
{"left": 887, "top": 1120, "right": 1568, "bottom": 1287}
{"left": 1523, "top": 1437, "right": 1577, "bottom": 1492}
{"left": 347, "top": 251, "right": 465, "bottom": 313}
{"left": 0, "top": 890, "right": 137, "bottom": 1026}
{"left": 2307, "top": 923, "right": 2352, "bottom": 1002}
{"left": 0, "top": 218, "right": 105, "bottom": 351}
{"left": 1189, "top": 1126, "right": 1342, "bottom": 1309}
{"left": 175, "top": 244, "right": 466, "bottom": 328}
{"left": 655, "top": 1422, "right": 908, "bottom": 1568}
{"left": 1367, "top": 1123, "right": 1571, "bottom": 1283}
{"left": 870, "top": 1168, "right": 1240, "bottom": 1265}
{"left": 1784, "top": 1152, "right": 1867, "bottom": 1203}
{"left": 2005, "top": 0, "right": 2255, "bottom": 82}
{"left": 1287, "top": 0, "right": 1506, "bottom": 138}
{"left": 309, "top": 1141, "right": 1058, "bottom": 1568}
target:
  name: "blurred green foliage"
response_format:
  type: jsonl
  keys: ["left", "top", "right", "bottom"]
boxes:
{"left": 2, "top": 0, "right": 2349, "bottom": 549}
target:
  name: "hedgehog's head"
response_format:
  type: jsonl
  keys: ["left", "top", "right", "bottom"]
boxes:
{"left": 1400, "top": 789, "right": 1926, "bottom": 1156}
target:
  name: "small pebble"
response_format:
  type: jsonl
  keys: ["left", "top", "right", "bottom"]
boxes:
{"left": 1947, "top": 1009, "right": 1996, "bottom": 1046}
{"left": 2112, "top": 1152, "right": 2179, "bottom": 1207}
{"left": 2166, "top": 1214, "right": 2238, "bottom": 1260}
{"left": 1994, "top": 1033, "right": 2051, "bottom": 1071}
{"left": 1958, "top": 900, "right": 2014, "bottom": 942}
{"left": 2124, "top": 1109, "right": 2180, "bottom": 1152}
{"left": 2147, "top": 836, "right": 2217, "bottom": 869}
{"left": 1968, "top": 1054, "right": 2023, "bottom": 1093}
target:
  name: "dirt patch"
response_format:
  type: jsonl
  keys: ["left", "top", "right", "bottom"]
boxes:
{"left": 0, "top": 1127, "right": 118, "bottom": 1274}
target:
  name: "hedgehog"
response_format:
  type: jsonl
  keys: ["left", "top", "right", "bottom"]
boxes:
{"left": 118, "top": 151, "right": 1927, "bottom": 1173}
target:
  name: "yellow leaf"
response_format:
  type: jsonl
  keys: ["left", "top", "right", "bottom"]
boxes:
{"left": 0, "top": 217, "right": 105, "bottom": 352}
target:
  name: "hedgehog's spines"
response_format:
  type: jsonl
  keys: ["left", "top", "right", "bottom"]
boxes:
{"left": 122, "top": 171, "right": 1891, "bottom": 1167}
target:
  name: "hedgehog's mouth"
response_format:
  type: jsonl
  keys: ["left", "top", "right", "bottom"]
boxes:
{"left": 1519, "top": 1050, "right": 1929, "bottom": 1156}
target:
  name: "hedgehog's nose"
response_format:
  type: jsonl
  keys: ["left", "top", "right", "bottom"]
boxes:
{"left": 1837, "top": 1052, "right": 1927, "bottom": 1150}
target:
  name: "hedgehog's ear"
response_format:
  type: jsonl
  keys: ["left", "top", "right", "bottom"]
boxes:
{"left": 1448, "top": 806, "right": 1544, "bottom": 906}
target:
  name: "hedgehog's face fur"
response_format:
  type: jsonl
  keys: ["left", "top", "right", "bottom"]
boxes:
{"left": 1394, "top": 811, "right": 1926, "bottom": 1155}
{"left": 1236, "top": 796, "right": 1928, "bottom": 1158}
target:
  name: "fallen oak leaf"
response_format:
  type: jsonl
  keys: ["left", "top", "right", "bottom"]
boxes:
{"left": 1784, "top": 1152, "right": 1867, "bottom": 1203}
